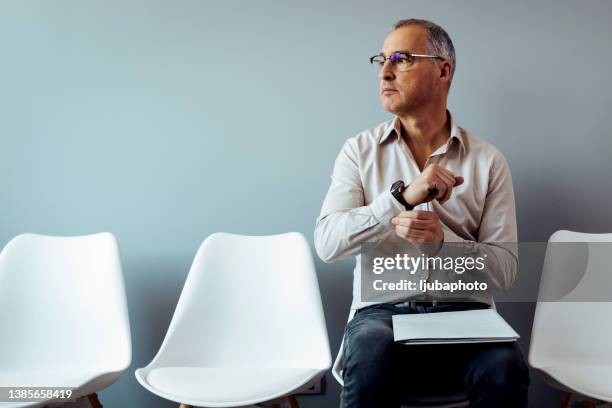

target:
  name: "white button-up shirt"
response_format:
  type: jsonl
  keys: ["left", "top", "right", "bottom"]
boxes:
{"left": 314, "top": 112, "right": 518, "bottom": 311}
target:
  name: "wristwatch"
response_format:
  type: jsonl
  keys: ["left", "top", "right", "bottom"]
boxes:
{"left": 390, "top": 180, "right": 414, "bottom": 210}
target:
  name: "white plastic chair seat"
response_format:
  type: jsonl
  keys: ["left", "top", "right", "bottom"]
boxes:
{"left": 0, "top": 369, "right": 102, "bottom": 386}
{"left": 135, "top": 232, "right": 331, "bottom": 407}
{"left": 532, "top": 362, "right": 612, "bottom": 402}
{"left": 137, "top": 366, "right": 320, "bottom": 407}
{"left": 0, "top": 401, "right": 38, "bottom": 408}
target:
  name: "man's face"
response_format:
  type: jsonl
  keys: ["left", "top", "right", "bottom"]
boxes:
{"left": 378, "top": 25, "right": 444, "bottom": 115}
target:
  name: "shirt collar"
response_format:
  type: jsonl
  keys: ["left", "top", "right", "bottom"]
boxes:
{"left": 379, "top": 110, "right": 465, "bottom": 152}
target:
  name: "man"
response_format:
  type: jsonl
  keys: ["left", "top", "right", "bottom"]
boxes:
{"left": 314, "top": 19, "right": 529, "bottom": 408}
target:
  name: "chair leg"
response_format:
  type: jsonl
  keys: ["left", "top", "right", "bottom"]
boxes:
{"left": 286, "top": 395, "right": 299, "bottom": 408}
{"left": 87, "top": 393, "right": 103, "bottom": 408}
{"left": 560, "top": 392, "right": 572, "bottom": 408}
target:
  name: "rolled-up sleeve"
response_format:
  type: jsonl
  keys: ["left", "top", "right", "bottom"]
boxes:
{"left": 314, "top": 139, "right": 403, "bottom": 263}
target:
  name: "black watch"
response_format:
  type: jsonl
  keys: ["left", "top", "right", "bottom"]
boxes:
{"left": 390, "top": 180, "right": 414, "bottom": 210}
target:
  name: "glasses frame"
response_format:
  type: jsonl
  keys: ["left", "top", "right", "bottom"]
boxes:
{"left": 370, "top": 50, "right": 444, "bottom": 71}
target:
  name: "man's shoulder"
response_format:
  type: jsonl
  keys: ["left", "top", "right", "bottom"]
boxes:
{"left": 344, "top": 118, "right": 395, "bottom": 149}
{"left": 460, "top": 127, "right": 508, "bottom": 164}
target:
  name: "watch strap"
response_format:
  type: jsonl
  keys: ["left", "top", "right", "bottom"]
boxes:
{"left": 391, "top": 180, "right": 414, "bottom": 210}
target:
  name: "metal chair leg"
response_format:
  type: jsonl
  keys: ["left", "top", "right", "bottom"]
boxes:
{"left": 287, "top": 395, "right": 299, "bottom": 408}
{"left": 87, "top": 393, "right": 103, "bottom": 408}
{"left": 560, "top": 392, "right": 571, "bottom": 408}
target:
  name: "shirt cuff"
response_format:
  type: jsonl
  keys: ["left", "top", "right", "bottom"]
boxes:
{"left": 369, "top": 189, "right": 405, "bottom": 227}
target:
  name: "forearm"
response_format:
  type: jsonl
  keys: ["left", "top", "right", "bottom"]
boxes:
{"left": 441, "top": 226, "right": 518, "bottom": 289}
{"left": 315, "top": 189, "right": 402, "bottom": 263}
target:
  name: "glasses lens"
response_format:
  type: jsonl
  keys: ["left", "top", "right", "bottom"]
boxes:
{"left": 391, "top": 52, "right": 413, "bottom": 71}
{"left": 370, "top": 55, "right": 385, "bottom": 70}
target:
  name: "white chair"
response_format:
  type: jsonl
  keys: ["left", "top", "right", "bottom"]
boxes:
{"left": 529, "top": 230, "right": 612, "bottom": 406}
{"left": 0, "top": 233, "right": 132, "bottom": 408}
{"left": 135, "top": 232, "right": 331, "bottom": 408}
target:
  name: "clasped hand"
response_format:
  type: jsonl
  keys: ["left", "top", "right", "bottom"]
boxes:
{"left": 392, "top": 164, "right": 463, "bottom": 254}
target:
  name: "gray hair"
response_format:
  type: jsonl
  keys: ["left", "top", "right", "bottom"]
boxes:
{"left": 392, "top": 19, "right": 456, "bottom": 82}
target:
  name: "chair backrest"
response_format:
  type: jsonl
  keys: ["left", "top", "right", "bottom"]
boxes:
{"left": 0, "top": 233, "right": 131, "bottom": 373}
{"left": 529, "top": 230, "right": 612, "bottom": 369}
{"left": 148, "top": 232, "right": 331, "bottom": 370}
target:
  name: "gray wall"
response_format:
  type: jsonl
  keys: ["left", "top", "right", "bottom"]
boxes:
{"left": 2, "top": 1, "right": 612, "bottom": 407}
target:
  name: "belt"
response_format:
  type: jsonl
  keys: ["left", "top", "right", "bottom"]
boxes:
{"left": 394, "top": 300, "right": 489, "bottom": 308}
{"left": 394, "top": 299, "right": 438, "bottom": 307}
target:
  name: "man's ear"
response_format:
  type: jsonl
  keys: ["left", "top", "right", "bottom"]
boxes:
{"left": 439, "top": 60, "right": 452, "bottom": 84}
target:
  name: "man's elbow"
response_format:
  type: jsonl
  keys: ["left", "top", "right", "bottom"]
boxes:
{"left": 315, "top": 244, "right": 337, "bottom": 264}
{"left": 314, "top": 232, "right": 336, "bottom": 264}
{"left": 314, "top": 218, "right": 341, "bottom": 263}
{"left": 500, "top": 255, "right": 519, "bottom": 289}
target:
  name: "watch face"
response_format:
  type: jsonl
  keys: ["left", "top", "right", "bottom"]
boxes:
{"left": 391, "top": 180, "right": 404, "bottom": 194}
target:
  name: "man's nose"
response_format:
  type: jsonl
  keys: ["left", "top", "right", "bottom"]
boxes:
{"left": 379, "top": 60, "right": 395, "bottom": 81}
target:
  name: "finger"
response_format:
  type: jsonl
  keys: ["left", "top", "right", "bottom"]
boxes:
{"left": 424, "top": 176, "right": 444, "bottom": 201}
{"left": 438, "top": 187, "right": 451, "bottom": 204}
{"left": 431, "top": 165, "right": 463, "bottom": 190}
{"left": 396, "top": 225, "right": 427, "bottom": 239}
{"left": 437, "top": 169, "right": 456, "bottom": 188}
{"left": 426, "top": 186, "right": 439, "bottom": 202}
{"left": 393, "top": 210, "right": 439, "bottom": 220}
{"left": 436, "top": 172, "right": 456, "bottom": 203}
{"left": 429, "top": 163, "right": 456, "bottom": 180}
{"left": 396, "top": 227, "right": 440, "bottom": 245}
{"left": 437, "top": 165, "right": 457, "bottom": 180}
{"left": 391, "top": 217, "right": 430, "bottom": 229}
{"left": 441, "top": 174, "right": 464, "bottom": 203}
{"left": 433, "top": 174, "right": 451, "bottom": 200}
{"left": 440, "top": 178, "right": 454, "bottom": 203}
{"left": 424, "top": 167, "right": 454, "bottom": 202}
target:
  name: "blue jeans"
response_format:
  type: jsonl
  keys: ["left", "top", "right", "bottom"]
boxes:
{"left": 340, "top": 302, "right": 530, "bottom": 408}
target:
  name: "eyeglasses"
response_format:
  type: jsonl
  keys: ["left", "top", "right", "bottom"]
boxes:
{"left": 370, "top": 51, "right": 443, "bottom": 72}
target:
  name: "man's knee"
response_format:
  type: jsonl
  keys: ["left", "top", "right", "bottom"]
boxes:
{"left": 344, "top": 317, "right": 395, "bottom": 372}
{"left": 471, "top": 344, "right": 530, "bottom": 390}
{"left": 347, "top": 320, "right": 394, "bottom": 354}
{"left": 341, "top": 317, "right": 398, "bottom": 407}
